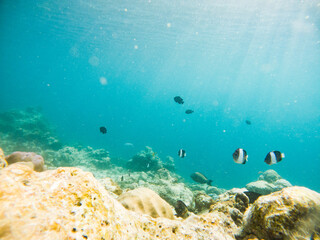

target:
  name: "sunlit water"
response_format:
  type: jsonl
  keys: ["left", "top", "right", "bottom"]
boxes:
{"left": 1, "top": 0, "right": 320, "bottom": 191}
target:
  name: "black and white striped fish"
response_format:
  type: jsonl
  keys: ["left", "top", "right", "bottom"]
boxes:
{"left": 178, "top": 149, "right": 186, "bottom": 158}
{"left": 264, "top": 151, "right": 285, "bottom": 165}
{"left": 233, "top": 148, "right": 248, "bottom": 164}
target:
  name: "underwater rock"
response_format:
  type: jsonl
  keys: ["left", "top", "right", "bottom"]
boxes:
{"left": 0, "top": 147, "right": 8, "bottom": 169}
{"left": 118, "top": 187, "right": 174, "bottom": 219}
{"left": 188, "top": 183, "right": 226, "bottom": 196}
{"left": 247, "top": 170, "right": 292, "bottom": 195}
{"left": 273, "top": 178, "right": 292, "bottom": 190}
{"left": 0, "top": 164, "right": 236, "bottom": 239}
{"left": 237, "top": 186, "right": 320, "bottom": 240}
{"left": 5, "top": 151, "right": 45, "bottom": 172}
{"left": 0, "top": 108, "right": 62, "bottom": 153}
{"left": 193, "top": 191, "right": 216, "bottom": 214}
{"left": 258, "top": 169, "right": 281, "bottom": 183}
{"left": 126, "top": 146, "right": 164, "bottom": 172}
{"left": 246, "top": 180, "right": 276, "bottom": 195}
{"left": 209, "top": 190, "right": 250, "bottom": 228}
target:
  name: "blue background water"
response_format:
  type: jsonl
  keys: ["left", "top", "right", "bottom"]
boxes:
{"left": 1, "top": 0, "right": 320, "bottom": 191}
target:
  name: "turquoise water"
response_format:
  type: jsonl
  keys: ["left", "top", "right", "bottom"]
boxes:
{"left": 1, "top": 0, "right": 319, "bottom": 191}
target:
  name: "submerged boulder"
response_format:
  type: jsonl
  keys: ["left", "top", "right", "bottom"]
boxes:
{"left": 0, "top": 163, "right": 236, "bottom": 240}
{"left": 246, "top": 170, "right": 292, "bottom": 195}
{"left": 237, "top": 186, "right": 320, "bottom": 240}
{"left": 5, "top": 151, "right": 45, "bottom": 172}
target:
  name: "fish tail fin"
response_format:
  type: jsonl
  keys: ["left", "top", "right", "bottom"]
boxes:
{"left": 208, "top": 180, "right": 213, "bottom": 186}
{"left": 281, "top": 153, "right": 285, "bottom": 158}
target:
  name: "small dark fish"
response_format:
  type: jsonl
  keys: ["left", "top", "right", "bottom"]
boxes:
{"left": 174, "top": 96, "right": 184, "bottom": 104}
{"left": 185, "top": 109, "right": 194, "bottom": 114}
{"left": 178, "top": 149, "right": 186, "bottom": 158}
{"left": 264, "top": 151, "right": 285, "bottom": 165}
{"left": 190, "top": 172, "right": 212, "bottom": 186}
{"left": 121, "top": 176, "right": 124, "bottom": 181}
{"left": 100, "top": 126, "right": 107, "bottom": 134}
{"left": 233, "top": 148, "right": 248, "bottom": 164}
{"left": 243, "top": 191, "right": 262, "bottom": 204}
{"left": 245, "top": 120, "right": 251, "bottom": 125}
{"left": 175, "top": 200, "right": 189, "bottom": 218}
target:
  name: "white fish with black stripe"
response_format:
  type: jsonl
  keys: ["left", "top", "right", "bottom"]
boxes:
{"left": 233, "top": 148, "right": 248, "bottom": 164}
{"left": 178, "top": 149, "right": 186, "bottom": 158}
{"left": 264, "top": 151, "right": 285, "bottom": 165}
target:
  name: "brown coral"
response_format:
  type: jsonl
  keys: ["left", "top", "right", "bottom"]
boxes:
{"left": 5, "top": 151, "right": 44, "bottom": 172}
{"left": 118, "top": 187, "right": 175, "bottom": 219}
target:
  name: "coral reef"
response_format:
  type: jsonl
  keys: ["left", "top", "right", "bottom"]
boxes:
{"left": 126, "top": 146, "right": 175, "bottom": 172}
{"left": 0, "top": 163, "right": 236, "bottom": 240}
{"left": 237, "top": 186, "right": 320, "bottom": 240}
{"left": 246, "top": 170, "right": 292, "bottom": 195}
{"left": 118, "top": 187, "right": 174, "bottom": 219}
{"left": 0, "top": 108, "right": 62, "bottom": 153}
{"left": 112, "top": 168, "right": 195, "bottom": 208}
{"left": 0, "top": 146, "right": 318, "bottom": 240}
{"left": 5, "top": 151, "right": 45, "bottom": 172}
{"left": 43, "top": 145, "right": 111, "bottom": 169}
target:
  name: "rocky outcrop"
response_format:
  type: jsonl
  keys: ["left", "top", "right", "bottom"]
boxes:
{"left": 0, "top": 163, "right": 236, "bottom": 240}
{"left": 237, "top": 186, "right": 320, "bottom": 240}
{"left": 246, "top": 170, "right": 292, "bottom": 195}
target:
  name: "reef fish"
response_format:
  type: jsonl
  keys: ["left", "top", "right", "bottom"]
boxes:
{"left": 178, "top": 149, "right": 186, "bottom": 158}
{"left": 245, "top": 120, "right": 251, "bottom": 125}
{"left": 233, "top": 148, "right": 248, "bottom": 164}
{"left": 174, "top": 96, "right": 184, "bottom": 104}
{"left": 190, "top": 172, "right": 212, "bottom": 186}
{"left": 264, "top": 151, "right": 285, "bottom": 165}
{"left": 100, "top": 126, "right": 107, "bottom": 134}
{"left": 185, "top": 109, "right": 194, "bottom": 114}
{"left": 175, "top": 200, "right": 189, "bottom": 219}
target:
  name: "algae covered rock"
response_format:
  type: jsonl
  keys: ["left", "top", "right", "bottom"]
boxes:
{"left": 0, "top": 163, "right": 238, "bottom": 240}
{"left": 237, "top": 186, "right": 320, "bottom": 240}
{"left": 5, "top": 151, "right": 45, "bottom": 172}
{"left": 118, "top": 187, "right": 174, "bottom": 219}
